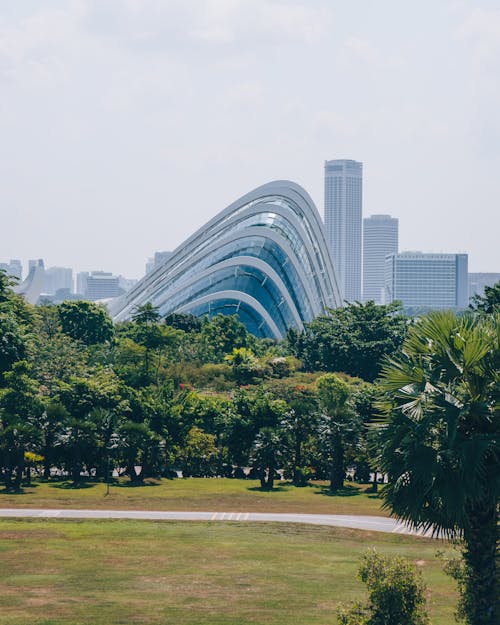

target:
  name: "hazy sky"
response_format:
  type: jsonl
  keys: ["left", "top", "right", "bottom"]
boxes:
{"left": 1, "top": 0, "right": 499, "bottom": 279}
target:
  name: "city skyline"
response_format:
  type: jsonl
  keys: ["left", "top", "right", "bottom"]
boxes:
{"left": 1, "top": 1, "right": 499, "bottom": 279}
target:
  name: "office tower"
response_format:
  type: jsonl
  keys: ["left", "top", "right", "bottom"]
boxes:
{"left": 468, "top": 273, "right": 500, "bottom": 300}
{"left": 363, "top": 215, "right": 398, "bottom": 303}
{"left": 76, "top": 272, "right": 89, "bottom": 295}
{"left": 44, "top": 266, "right": 73, "bottom": 295}
{"left": 324, "top": 159, "right": 362, "bottom": 301}
{"left": 146, "top": 251, "right": 172, "bottom": 274}
{"left": 385, "top": 252, "right": 468, "bottom": 311}
{"left": 0, "top": 259, "right": 22, "bottom": 280}
{"left": 84, "top": 271, "right": 122, "bottom": 300}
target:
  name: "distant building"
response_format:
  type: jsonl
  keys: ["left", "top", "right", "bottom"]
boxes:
{"left": 14, "top": 259, "right": 45, "bottom": 305}
{"left": 146, "top": 250, "right": 172, "bottom": 274}
{"left": 324, "top": 159, "right": 362, "bottom": 301}
{"left": 385, "top": 252, "right": 468, "bottom": 311}
{"left": 84, "top": 271, "right": 123, "bottom": 300}
{"left": 363, "top": 215, "right": 398, "bottom": 303}
{"left": 468, "top": 273, "right": 500, "bottom": 301}
{"left": 0, "top": 259, "right": 22, "bottom": 281}
{"left": 118, "top": 275, "right": 138, "bottom": 292}
{"left": 76, "top": 271, "right": 89, "bottom": 296}
{"left": 44, "top": 266, "right": 73, "bottom": 295}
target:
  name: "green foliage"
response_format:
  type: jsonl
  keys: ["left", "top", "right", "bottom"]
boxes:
{"left": 376, "top": 311, "right": 500, "bottom": 625}
{"left": 251, "top": 426, "right": 285, "bottom": 489}
{"left": 58, "top": 300, "right": 114, "bottom": 345}
{"left": 288, "top": 301, "right": 407, "bottom": 381}
{"left": 317, "top": 374, "right": 362, "bottom": 491}
{"left": 338, "top": 550, "right": 429, "bottom": 625}
{"left": 198, "top": 314, "right": 253, "bottom": 363}
{"left": 131, "top": 302, "right": 161, "bottom": 325}
{"left": 164, "top": 312, "right": 202, "bottom": 333}
{"left": 0, "top": 313, "right": 28, "bottom": 376}
{"left": 176, "top": 426, "right": 218, "bottom": 477}
{"left": 0, "top": 361, "right": 44, "bottom": 491}
{"left": 470, "top": 281, "right": 500, "bottom": 314}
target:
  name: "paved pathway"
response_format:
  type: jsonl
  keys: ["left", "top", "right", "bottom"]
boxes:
{"left": 0, "top": 508, "right": 436, "bottom": 537}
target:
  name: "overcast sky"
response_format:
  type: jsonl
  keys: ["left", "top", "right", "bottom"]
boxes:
{"left": 1, "top": 0, "right": 499, "bottom": 279}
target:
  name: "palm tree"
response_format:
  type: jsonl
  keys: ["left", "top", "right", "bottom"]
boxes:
{"left": 131, "top": 302, "right": 161, "bottom": 325}
{"left": 376, "top": 311, "right": 499, "bottom": 625}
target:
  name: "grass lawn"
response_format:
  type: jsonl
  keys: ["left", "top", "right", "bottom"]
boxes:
{"left": 0, "top": 478, "right": 387, "bottom": 516}
{"left": 0, "top": 518, "right": 458, "bottom": 625}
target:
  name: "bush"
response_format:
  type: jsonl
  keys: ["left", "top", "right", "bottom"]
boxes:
{"left": 338, "top": 549, "right": 429, "bottom": 625}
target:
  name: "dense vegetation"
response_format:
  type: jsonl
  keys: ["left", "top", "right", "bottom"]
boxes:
{"left": 1, "top": 270, "right": 498, "bottom": 624}
{"left": 0, "top": 270, "right": 406, "bottom": 492}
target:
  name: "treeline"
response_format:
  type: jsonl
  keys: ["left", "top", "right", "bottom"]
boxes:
{"left": 0, "top": 269, "right": 411, "bottom": 492}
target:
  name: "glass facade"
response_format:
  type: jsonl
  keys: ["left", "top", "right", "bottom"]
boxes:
{"left": 109, "top": 181, "right": 342, "bottom": 338}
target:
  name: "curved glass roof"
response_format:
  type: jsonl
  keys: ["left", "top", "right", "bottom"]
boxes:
{"left": 108, "top": 181, "right": 342, "bottom": 338}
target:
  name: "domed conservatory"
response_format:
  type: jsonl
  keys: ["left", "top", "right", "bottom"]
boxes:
{"left": 108, "top": 181, "right": 342, "bottom": 339}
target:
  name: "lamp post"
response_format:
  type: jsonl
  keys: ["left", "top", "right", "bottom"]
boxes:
{"left": 105, "top": 433, "right": 119, "bottom": 496}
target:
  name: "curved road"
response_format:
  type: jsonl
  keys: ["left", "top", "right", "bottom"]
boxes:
{"left": 0, "top": 508, "right": 436, "bottom": 538}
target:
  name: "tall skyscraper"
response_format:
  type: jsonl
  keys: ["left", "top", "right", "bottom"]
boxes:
{"left": 363, "top": 214, "right": 398, "bottom": 303}
{"left": 324, "top": 159, "right": 362, "bottom": 301}
{"left": 385, "top": 252, "right": 468, "bottom": 311}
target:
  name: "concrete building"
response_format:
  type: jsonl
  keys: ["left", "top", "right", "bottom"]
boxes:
{"left": 363, "top": 215, "right": 398, "bottom": 303}
{"left": 84, "top": 271, "right": 122, "bottom": 300}
{"left": 44, "top": 266, "right": 73, "bottom": 295}
{"left": 14, "top": 259, "right": 45, "bottom": 305}
{"left": 468, "top": 273, "right": 500, "bottom": 300}
{"left": 146, "top": 251, "right": 172, "bottom": 274}
{"left": 0, "top": 259, "right": 22, "bottom": 281}
{"left": 385, "top": 252, "right": 469, "bottom": 311}
{"left": 324, "top": 159, "right": 362, "bottom": 301}
{"left": 76, "top": 272, "right": 89, "bottom": 296}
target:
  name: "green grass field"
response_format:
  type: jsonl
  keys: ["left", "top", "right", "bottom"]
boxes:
{"left": 0, "top": 519, "right": 458, "bottom": 625}
{"left": 0, "top": 478, "right": 387, "bottom": 516}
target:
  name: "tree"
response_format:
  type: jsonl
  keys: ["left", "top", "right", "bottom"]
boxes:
{"left": 58, "top": 300, "right": 114, "bottom": 345}
{"left": 250, "top": 426, "right": 284, "bottom": 489}
{"left": 224, "top": 347, "right": 262, "bottom": 384}
{"left": 164, "top": 312, "right": 202, "bottom": 333}
{"left": 198, "top": 314, "right": 253, "bottom": 363}
{"left": 338, "top": 550, "right": 429, "bottom": 625}
{"left": 317, "top": 374, "right": 361, "bottom": 491}
{"left": 0, "top": 362, "right": 44, "bottom": 491}
{"left": 131, "top": 302, "right": 161, "bottom": 325}
{"left": 288, "top": 301, "right": 407, "bottom": 381}
{"left": 0, "top": 314, "right": 28, "bottom": 377}
{"left": 376, "top": 311, "right": 500, "bottom": 625}
{"left": 470, "top": 281, "right": 500, "bottom": 314}
{"left": 274, "top": 383, "right": 318, "bottom": 485}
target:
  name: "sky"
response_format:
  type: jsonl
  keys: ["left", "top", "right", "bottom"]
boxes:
{"left": 1, "top": 0, "right": 499, "bottom": 279}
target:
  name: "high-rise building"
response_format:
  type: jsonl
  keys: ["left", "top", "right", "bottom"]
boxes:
{"left": 76, "top": 271, "right": 89, "bottom": 296}
{"left": 324, "top": 159, "right": 362, "bottom": 301}
{"left": 363, "top": 215, "right": 398, "bottom": 303}
{"left": 84, "top": 271, "right": 123, "bottom": 300}
{"left": 0, "top": 259, "right": 22, "bottom": 280}
{"left": 468, "top": 273, "right": 500, "bottom": 301}
{"left": 385, "top": 252, "right": 468, "bottom": 311}
{"left": 146, "top": 251, "right": 172, "bottom": 274}
{"left": 44, "top": 266, "right": 73, "bottom": 295}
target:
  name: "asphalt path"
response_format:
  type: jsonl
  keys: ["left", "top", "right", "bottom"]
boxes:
{"left": 0, "top": 508, "right": 436, "bottom": 538}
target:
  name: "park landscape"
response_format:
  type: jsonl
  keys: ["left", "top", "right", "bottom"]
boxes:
{"left": 0, "top": 272, "right": 499, "bottom": 624}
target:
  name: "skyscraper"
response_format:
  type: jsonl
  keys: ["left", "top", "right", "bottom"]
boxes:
{"left": 363, "top": 214, "right": 398, "bottom": 303}
{"left": 384, "top": 252, "right": 469, "bottom": 311}
{"left": 324, "top": 159, "right": 362, "bottom": 301}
